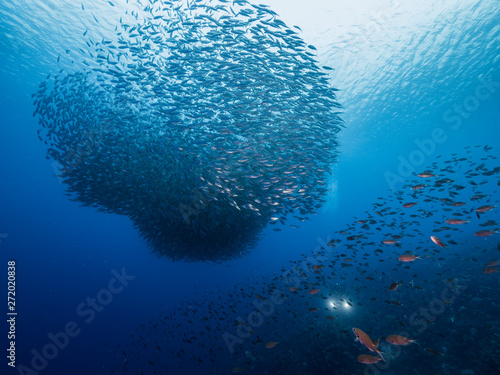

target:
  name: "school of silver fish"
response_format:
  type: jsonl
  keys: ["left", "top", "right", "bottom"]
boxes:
{"left": 32, "top": 0, "right": 343, "bottom": 262}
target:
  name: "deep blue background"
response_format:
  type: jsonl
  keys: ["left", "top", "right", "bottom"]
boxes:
{"left": 1, "top": 1, "right": 499, "bottom": 374}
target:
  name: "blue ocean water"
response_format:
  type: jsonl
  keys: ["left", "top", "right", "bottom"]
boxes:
{"left": 0, "top": 0, "right": 499, "bottom": 374}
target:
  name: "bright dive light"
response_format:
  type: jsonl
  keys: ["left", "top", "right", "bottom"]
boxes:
{"left": 343, "top": 301, "right": 350, "bottom": 309}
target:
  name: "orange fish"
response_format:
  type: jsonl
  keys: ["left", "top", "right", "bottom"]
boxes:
{"left": 430, "top": 236, "right": 447, "bottom": 248}
{"left": 308, "top": 288, "right": 321, "bottom": 295}
{"left": 417, "top": 172, "right": 435, "bottom": 178}
{"left": 398, "top": 254, "right": 420, "bottom": 262}
{"left": 385, "top": 335, "right": 417, "bottom": 345}
{"left": 352, "top": 328, "right": 385, "bottom": 362}
{"left": 357, "top": 354, "right": 382, "bottom": 364}
{"left": 312, "top": 265, "right": 323, "bottom": 270}
{"left": 265, "top": 341, "right": 278, "bottom": 349}
{"left": 232, "top": 367, "right": 245, "bottom": 373}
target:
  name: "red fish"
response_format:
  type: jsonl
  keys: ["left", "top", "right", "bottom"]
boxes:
{"left": 411, "top": 184, "right": 426, "bottom": 190}
{"left": 482, "top": 267, "right": 499, "bottom": 274}
{"left": 352, "top": 328, "right": 385, "bottom": 362}
{"left": 357, "top": 354, "right": 382, "bottom": 364}
{"left": 486, "top": 260, "right": 500, "bottom": 267}
{"left": 385, "top": 335, "right": 417, "bottom": 345}
{"left": 308, "top": 288, "right": 320, "bottom": 295}
{"left": 403, "top": 202, "right": 417, "bottom": 208}
{"left": 398, "top": 254, "right": 420, "bottom": 262}
{"left": 309, "top": 307, "right": 319, "bottom": 312}
{"left": 476, "top": 205, "right": 496, "bottom": 212}
{"left": 446, "top": 218, "right": 469, "bottom": 225}
{"left": 312, "top": 265, "right": 323, "bottom": 270}
{"left": 475, "top": 230, "right": 498, "bottom": 237}
{"left": 430, "top": 236, "right": 447, "bottom": 247}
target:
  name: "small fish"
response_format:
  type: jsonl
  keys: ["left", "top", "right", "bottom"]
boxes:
{"left": 476, "top": 205, "right": 496, "bottom": 212}
{"left": 309, "top": 307, "right": 319, "bottom": 312}
{"left": 357, "top": 354, "right": 382, "bottom": 364}
{"left": 389, "top": 282, "right": 401, "bottom": 291}
{"left": 232, "top": 367, "right": 245, "bottom": 373}
{"left": 486, "top": 260, "right": 500, "bottom": 267}
{"left": 352, "top": 328, "right": 385, "bottom": 362}
{"left": 312, "top": 265, "right": 323, "bottom": 270}
{"left": 382, "top": 239, "right": 398, "bottom": 245}
{"left": 417, "top": 172, "right": 435, "bottom": 178}
{"left": 425, "top": 348, "right": 445, "bottom": 357}
{"left": 308, "top": 288, "right": 321, "bottom": 295}
{"left": 398, "top": 254, "right": 420, "bottom": 262}
{"left": 475, "top": 230, "right": 498, "bottom": 237}
{"left": 445, "top": 218, "right": 469, "bottom": 225}
{"left": 482, "top": 267, "right": 499, "bottom": 274}
{"left": 403, "top": 202, "right": 417, "bottom": 208}
{"left": 385, "top": 335, "right": 417, "bottom": 345}
{"left": 411, "top": 184, "right": 426, "bottom": 190}
{"left": 265, "top": 341, "right": 278, "bottom": 349}
{"left": 471, "top": 194, "right": 487, "bottom": 201}
{"left": 430, "top": 236, "right": 447, "bottom": 248}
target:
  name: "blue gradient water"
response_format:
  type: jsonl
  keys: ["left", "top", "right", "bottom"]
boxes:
{"left": 1, "top": 1, "right": 499, "bottom": 374}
